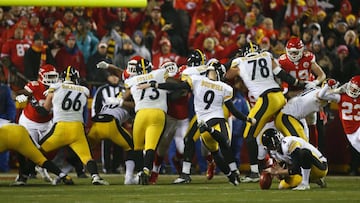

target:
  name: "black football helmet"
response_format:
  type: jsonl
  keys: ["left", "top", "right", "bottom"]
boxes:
{"left": 135, "top": 58, "right": 153, "bottom": 75}
{"left": 187, "top": 49, "right": 206, "bottom": 67}
{"left": 60, "top": 66, "right": 80, "bottom": 84}
{"left": 240, "top": 41, "right": 260, "bottom": 57}
{"left": 261, "top": 128, "right": 282, "bottom": 151}
{"left": 207, "top": 58, "right": 226, "bottom": 81}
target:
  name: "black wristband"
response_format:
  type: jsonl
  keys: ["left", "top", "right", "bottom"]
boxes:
{"left": 150, "top": 81, "right": 157, "bottom": 88}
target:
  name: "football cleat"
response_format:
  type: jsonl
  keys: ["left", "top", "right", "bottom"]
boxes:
{"left": 124, "top": 175, "right": 139, "bottom": 185}
{"left": 315, "top": 177, "right": 327, "bottom": 188}
{"left": 206, "top": 161, "right": 216, "bottom": 180}
{"left": 92, "top": 175, "right": 109, "bottom": 185}
{"left": 138, "top": 171, "right": 150, "bottom": 185}
{"left": 173, "top": 173, "right": 192, "bottom": 184}
{"left": 227, "top": 170, "right": 240, "bottom": 186}
{"left": 149, "top": 172, "right": 159, "bottom": 185}
{"left": 292, "top": 184, "right": 310, "bottom": 190}
{"left": 35, "top": 166, "right": 53, "bottom": 182}
{"left": 10, "top": 175, "right": 27, "bottom": 186}
{"left": 240, "top": 172, "right": 260, "bottom": 183}
{"left": 52, "top": 175, "right": 74, "bottom": 185}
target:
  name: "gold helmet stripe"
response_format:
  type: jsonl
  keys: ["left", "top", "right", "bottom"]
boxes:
{"left": 141, "top": 59, "right": 145, "bottom": 74}
{"left": 66, "top": 66, "right": 71, "bottom": 81}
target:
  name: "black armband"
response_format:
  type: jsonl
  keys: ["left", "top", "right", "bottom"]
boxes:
{"left": 149, "top": 81, "right": 157, "bottom": 88}
{"left": 35, "top": 106, "right": 50, "bottom": 116}
{"left": 157, "top": 82, "right": 191, "bottom": 91}
{"left": 274, "top": 69, "right": 297, "bottom": 86}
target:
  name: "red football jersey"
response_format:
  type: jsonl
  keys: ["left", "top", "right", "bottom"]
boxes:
{"left": 23, "top": 81, "right": 53, "bottom": 123}
{"left": 1, "top": 39, "right": 31, "bottom": 74}
{"left": 278, "top": 50, "right": 316, "bottom": 91}
{"left": 338, "top": 93, "right": 360, "bottom": 134}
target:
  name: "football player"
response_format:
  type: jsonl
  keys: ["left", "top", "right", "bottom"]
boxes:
{"left": 88, "top": 69, "right": 143, "bottom": 185}
{"left": 15, "top": 64, "right": 59, "bottom": 182}
{"left": 225, "top": 41, "right": 307, "bottom": 182}
{"left": 262, "top": 128, "right": 328, "bottom": 190}
{"left": 148, "top": 61, "right": 189, "bottom": 184}
{"left": 138, "top": 61, "right": 256, "bottom": 186}
{"left": 319, "top": 76, "right": 360, "bottom": 154}
{"left": 1, "top": 122, "right": 73, "bottom": 186}
{"left": 38, "top": 66, "right": 109, "bottom": 185}
{"left": 275, "top": 79, "right": 340, "bottom": 141}
{"left": 279, "top": 37, "right": 326, "bottom": 147}
{"left": 121, "top": 58, "right": 168, "bottom": 185}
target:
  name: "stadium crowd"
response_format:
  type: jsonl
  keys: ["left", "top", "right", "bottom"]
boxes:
{"left": 0, "top": 0, "right": 360, "bottom": 189}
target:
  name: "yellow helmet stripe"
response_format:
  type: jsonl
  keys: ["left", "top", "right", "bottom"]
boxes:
{"left": 195, "top": 49, "right": 204, "bottom": 65}
{"left": 66, "top": 66, "right": 71, "bottom": 81}
{"left": 141, "top": 59, "right": 145, "bottom": 74}
{"left": 249, "top": 41, "right": 254, "bottom": 53}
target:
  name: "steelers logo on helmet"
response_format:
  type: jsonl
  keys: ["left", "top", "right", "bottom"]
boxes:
{"left": 187, "top": 49, "right": 206, "bottom": 67}
{"left": 160, "top": 61, "right": 178, "bottom": 77}
{"left": 261, "top": 128, "right": 282, "bottom": 151}
{"left": 61, "top": 66, "right": 80, "bottom": 84}
{"left": 135, "top": 58, "right": 153, "bottom": 75}
{"left": 38, "top": 64, "right": 59, "bottom": 85}
{"left": 241, "top": 41, "right": 260, "bottom": 57}
{"left": 346, "top": 75, "right": 360, "bottom": 98}
{"left": 286, "top": 37, "right": 304, "bottom": 62}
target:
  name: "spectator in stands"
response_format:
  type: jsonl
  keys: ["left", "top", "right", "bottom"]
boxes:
{"left": 330, "top": 45, "right": 360, "bottom": 84}
{"left": 141, "top": 6, "right": 166, "bottom": 51}
{"left": 24, "top": 32, "right": 56, "bottom": 81}
{"left": 152, "top": 37, "right": 186, "bottom": 68}
{"left": 74, "top": 18, "right": 99, "bottom": 63}
{"left": 54, "top": 33, "right": 86, "bottom": 78}
{"left": 28, "top": 12, "right": 48, "bottom": 41}
{"left": 113, "top": 38, "right": 139, "bottom": 69}
{"left": 86, "top": 42, "right": 110, "bottom": 86}
{"left": 312, "top": 40, "right": 333, "bottom": 77}
{"left": 132, "top": 30, "right": 151, "bottom": 61}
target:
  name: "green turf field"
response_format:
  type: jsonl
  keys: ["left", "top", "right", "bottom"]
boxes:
{"left": 0, "top": 173, "right": 359, "bottom": 203}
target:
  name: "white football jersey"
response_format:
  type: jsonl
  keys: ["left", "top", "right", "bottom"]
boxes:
{"left": 232, "top": 52, "right": 280, "bottom": 100}
{"left": 281, "top": 136, "right": 327, "bottom": 163}
{"left": 185, "top": 75, "right": 233, "bottom": 122}
{"left": 50, "top": 82, "right": 89, "bottom": 123}
{"left": 181, "top": 65, "right": 207, "bottom": 81}
{"left": 125, "top": 69, "right": 168, "bottom": 112}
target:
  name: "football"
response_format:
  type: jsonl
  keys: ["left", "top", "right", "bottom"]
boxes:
{"left": 259, "top": 171, "right": 272, "bottom": 189}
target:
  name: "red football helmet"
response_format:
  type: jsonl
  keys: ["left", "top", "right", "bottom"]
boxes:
{"left": 286, "top": 37, "right": 304, "bottom": 62}
{"left": 126, "top": 55, "right": 143, "bottom": 77}
{"left": 38, "top": 64, "right": 59, "bottom": 85}
{"left": 346, "top": 75, "right": 360, "bottom": 98}
{"left": 160, "top": 61, "right": 178, "bottom": 77}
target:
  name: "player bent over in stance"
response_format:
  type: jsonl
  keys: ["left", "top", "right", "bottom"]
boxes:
{"left": 38, "top": 66, "right": 109, "bottom": 185}
{"left": 138, "top": 63, "right": 256, "bottom": 185}
{"left": 0, "top": 122, "right": 73, "bottom": 186}
{"left": 262, "top": 128, "right": 327, "bottom": 190}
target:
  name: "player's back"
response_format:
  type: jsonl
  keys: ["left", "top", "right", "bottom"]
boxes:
{"left": 190, "top": 75, "right": 233, "bottom": 122}
{"left": 51, "top": 82, "right": 89, "bottom": 123}
{"left": 282, "top": 136, "right": 326, "bottom": 162}
{"left": 282, "top": 87, "right": 323, "bottom": 119}
{"left": 125, "top": 68, "right": 168, "bottom": 112}
{"left": 235, "top": 52, "right": 280, "bottom": 100}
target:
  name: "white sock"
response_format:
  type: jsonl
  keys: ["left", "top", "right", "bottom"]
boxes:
{"left": 301, "top": 168, "right": 310, "bottom": 185}
{"left": 250, "top": 164, "right": 259, "bottom": 174}
{"left": 229, "top": 162, "right": 238, "bottom": 172}
{"left": 182, "top": 161, "right": 191, "bottom": 174}
{"left": 125, "top": 160, "right": 135, "bottom": 178}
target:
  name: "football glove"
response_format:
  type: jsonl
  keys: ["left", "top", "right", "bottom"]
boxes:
{"left": 96, "top": 61, "right": 109, "bottom": 69}
{"left": 327, "top": 79, "right": 339, "bottom": 88}
{"left": 16, "top": 94, "right": 28, "bottom": 103}
{"left": 105, "top": 97, "right": 124, "bottom": 106}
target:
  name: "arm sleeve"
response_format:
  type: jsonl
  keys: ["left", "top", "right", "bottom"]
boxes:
{"left": 224, "top": 100, "right": 247, "bottom": 121}
{"left": 157, "top": 81, "right": 191, "bottom": 91}
{"left": 317, "top": 84, "right": 341, "bottom": 103}
{"left": 273, "top": 67, "right": 305, "bottom": 88}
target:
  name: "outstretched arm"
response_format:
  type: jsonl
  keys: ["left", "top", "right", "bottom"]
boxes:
{"left": 224, "top": 100, "right": 256, "bottom": 125}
